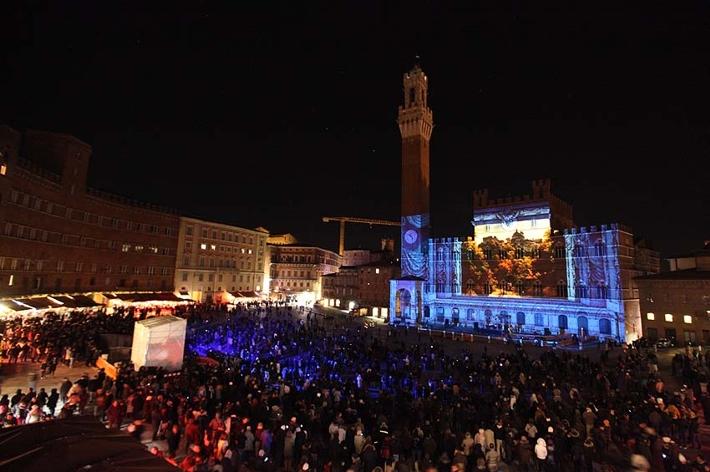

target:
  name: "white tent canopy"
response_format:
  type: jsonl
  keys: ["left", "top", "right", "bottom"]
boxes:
{"left": 131, "top": 316, "right": 187, "bottom": 371}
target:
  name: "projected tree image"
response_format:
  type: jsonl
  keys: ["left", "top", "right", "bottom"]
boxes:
{"left": 462, "top": 230, "right": 554, "bottom": 296}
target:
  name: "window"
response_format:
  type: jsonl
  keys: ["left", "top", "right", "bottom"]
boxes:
{"left": 515, "top": 248, "right": 524, "bottom": 259}
{"left": 646, "top": 313, "right": 655, "bottom": 321}
{"left": 210, "top": 244, "right": 216, "bottom": 250}
{"left": 597, "top": 284, "right": 608, "bottom": 299}
{"left": 57, "top": 260, "right": 64, "bottom": 272}
{"left": 76, "top": 262, "right": 83, "bottom": 272}
{"left": 467, "top": 309, "right": 475, "bottom": 321}
{"left": 557, "top": 315, "right": 568, "bottom": 330}
{"left": 200, "top": 243, "right": 207, "bottom": 250}
{"left": 375, "top": 268, "right": 380, "bottom": 274}
{"left": 484, "top": 283, "right": 492, "bottom": 295}
{"left": 599, "top": 318, "right": 612, "bottom": 335}
{"left": 182, "top": 272, "right": 188, "bottom": 282}
{"left": 664, "top": 314, "right": 673, "bottom": 322}
{"left": 516, "top": 282, "right": 525, "bottom": 295}
{"left": 683, "top": 315, "right": 692, "bottom": 324}
{"left": 534, "top": 313, "right": 544, "bottom": 326}
{"left": 533, "top": 281, "right": 543, "bottom": 296}
{"left": 516, "top": 312, "right": 526, "bottom": 326}
{"left": 8, "top": 274, "right": 13, "bottom": 286}
{"left": 186, "top": 226, "right": 193, "bottom": 236}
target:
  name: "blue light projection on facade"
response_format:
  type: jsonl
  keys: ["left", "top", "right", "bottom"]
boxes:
{"left": 401, "top": 213, "right": 429, "bottom": 279}
{"left": 391, "top": 194, "right": 631, "bottom": 341}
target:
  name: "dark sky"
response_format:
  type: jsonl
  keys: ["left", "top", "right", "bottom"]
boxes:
{"left": 2, "top": 1, "right": 708, "bottom": 256}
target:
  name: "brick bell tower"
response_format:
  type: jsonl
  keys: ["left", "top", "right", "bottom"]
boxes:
{"left": 398, "top": 64, "right": 433, "bottom": 278}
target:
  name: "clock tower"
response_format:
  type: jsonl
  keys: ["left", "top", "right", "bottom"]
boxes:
{"left": 398, "top": 65, "right": 433, "bottom": 278}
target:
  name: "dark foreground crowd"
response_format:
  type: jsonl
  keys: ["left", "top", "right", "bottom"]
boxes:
{"left": 2, "top": 304, "right": 710, "bottom": 472}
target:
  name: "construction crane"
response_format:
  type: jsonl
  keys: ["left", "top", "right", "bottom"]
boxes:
{"left": 322, "top": 216, "right": 401, "bottom": 256}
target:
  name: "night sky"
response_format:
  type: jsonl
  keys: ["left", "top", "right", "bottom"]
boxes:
{"left": 2, "top": 1, "right": 708, "bottom": 256}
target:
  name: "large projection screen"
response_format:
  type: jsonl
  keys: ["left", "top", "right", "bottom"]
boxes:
{"left": 131, "top": 316, "right": 187, "bottom": 371}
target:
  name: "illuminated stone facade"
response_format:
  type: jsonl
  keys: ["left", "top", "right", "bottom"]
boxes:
{"left": 269, "top": 245, "right": 341, "bottom": 301}
{"left": 174, "top": 217, "right": 268, "bottom": 303}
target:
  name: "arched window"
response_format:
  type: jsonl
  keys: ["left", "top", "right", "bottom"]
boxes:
{"left": 452, "top": 307, "right": 460, "bottom": 323}
{"left": 467, "top": 309, "right": 475, "bottom": 321}
{"left": 558, "top": 314, "right": 568, "bottom": 330}
{"left": 534, "top": 313, "right": 544, "bottom": 326}
{"left": 395, "top": 289, "right": 411, "bottom": 318}
{"left": 516, "top": 312, "right": 526, "bottom": 326}
{"left": 466, "top": 279, "right": 474, "bottom": 293}
{"left": 599, "top": 318, "right": 612, "bottom": 335}
{"left": 484, "top": 309, "right": 493, "bottom": 325}
{"left": 577, "top": 315, "right": 588, "bottom": 335}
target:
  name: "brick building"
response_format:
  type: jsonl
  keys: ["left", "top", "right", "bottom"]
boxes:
{"left": 322, "top": 240, "right": 400, "bottom": 318}
{"left": 174, "top": 217, "right": 268, "bottom": 303}
{"left": 636, "top": 244, "right": 710, "bottom": 344}
{"left": 0, "top": 126, "right": 179, "bottom": 297}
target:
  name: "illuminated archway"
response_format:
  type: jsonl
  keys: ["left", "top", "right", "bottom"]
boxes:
{"left": 395, "top": 288, "right": 411, "bottom": 319}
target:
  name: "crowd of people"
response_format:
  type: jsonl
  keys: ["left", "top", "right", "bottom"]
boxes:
{"left": 1, "top": 302, "right": 709, "bottom": 472}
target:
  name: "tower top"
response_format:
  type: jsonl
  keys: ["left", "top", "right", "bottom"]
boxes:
{"left": 405, "top": 64, "right": 426, "bottom": 78}
{"left": 398, "top": 66, "right": 433, "bottom": 140}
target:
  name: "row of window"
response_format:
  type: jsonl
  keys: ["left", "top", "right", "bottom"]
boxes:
{"left": 459, "top": 280, "right": 612, "bottom": 299}
{"left": 9, "top": 189, "right": 176, "bottom": 236}
{"left": 187, "top": 256, "right": 254, "bottom": 270}
{"left": 463, "top": 243, "right": 609, "bottom": 261}
{"left": 421, "top": 307, "right": 613, "bottom": 335}
{"left": 274, "top": 280, "right": 311, "bottom": 289}
{"left": 3, "top": 222, "right": 174, "bottom": 256}
{"left": 196, "top": 242, "right": 254, "bottom": 255}
{"left": 4, "top": 274, "right": 167, "bottom": 291}
{"left": 273, "top": 270, "right": 314, "bottom": 279}
{"left": 0, "top": 257, "right": 171, "bottom": 277}
{"left": 180, "top": 272, "right": 258, "bottom": 283}
{"left": 185, "top": 225, "right": 264, "bottom": 247}
{"left": 646, "top": 312, "right": 694, "bottom": 324}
